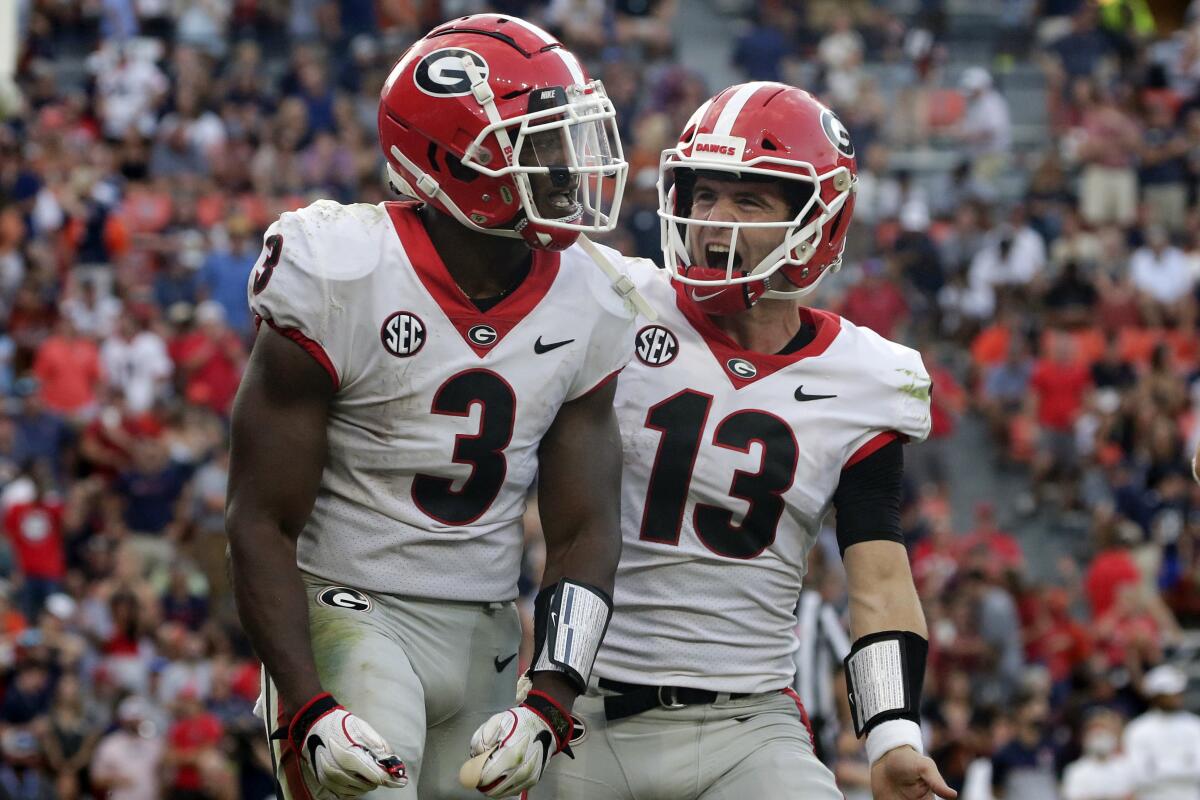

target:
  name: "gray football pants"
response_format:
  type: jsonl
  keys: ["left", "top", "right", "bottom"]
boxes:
{"left": 261, "top": 572, "right": 522, "bottom": 800}
{"left": 531, "top": 685, "right": 842, "bottom": 800}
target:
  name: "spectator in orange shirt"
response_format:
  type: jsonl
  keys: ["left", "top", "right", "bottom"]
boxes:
{"left": 970, "top": 304, "right": 1020, "bottom": 370}
{"left": 32, "top": 317, "right": 103, "bottom": 418}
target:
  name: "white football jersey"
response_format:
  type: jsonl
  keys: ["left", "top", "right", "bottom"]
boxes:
{"left": 247, "top": 200, "right": 636, "bottom": 601}
{"left": 594, "top": 262, "right": 932, "bottom": 694}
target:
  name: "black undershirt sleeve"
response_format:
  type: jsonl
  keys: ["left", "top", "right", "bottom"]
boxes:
{"left": 833, "top": 438, "right": 905, "bottom": 555}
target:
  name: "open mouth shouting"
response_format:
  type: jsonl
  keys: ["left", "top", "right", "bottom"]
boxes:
{"left": 703, "top": 242, "right": 742, "bottom": 272}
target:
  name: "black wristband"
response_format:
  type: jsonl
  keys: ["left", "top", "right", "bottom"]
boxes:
{"left": 286, "top": 692, "right": 341, "bottom": 750}
{"left": 521, "top": 690, "right": 574, "bottom": 752}
{"left": 843, "top": 630, "right": 927, "bottom": 737}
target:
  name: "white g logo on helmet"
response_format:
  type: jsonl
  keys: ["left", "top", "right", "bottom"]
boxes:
{"left": 414, "top": 48, "right": 489, "bottom": 97}
{"left": 820, "top": 108, "right": 855, "bottom": 158}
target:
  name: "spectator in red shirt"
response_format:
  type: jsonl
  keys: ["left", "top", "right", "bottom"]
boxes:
{"left": 164, "top": 687, "right": 230, "bottom": 800}
{"left": 171, "top": 301, "right": 245, "bottom": 416}
{"left": 1030, "top": 333, "right": 1092, "bottom": 432}
{"left": 837, "top": 258, "right": 910, "bottom": 339}
{"left": 958, "top": 502, "right": 1025, "bottom": 578}
{"left": 79, "top": 389, "right": 164, "bottom": 481}
{"left": 911, "top": 515, "right": 963, "bottom": 596}
{"left": 32, "top": 317, "right": 103, "bottom": 418}
{"left": 3, "top": 462, "right": 69, "bottom": 619}
{"left": 1024, "top": 587, "right": 1092, "bottom": 686}
{"left": 908, "top": 350, "right": 967, "bottom": 490}
{"left": 1029, "top": 332, "right": 1092, "bottom": 500}
{"left": 1084, "top": 525, "right": 1142, "bottom": 619}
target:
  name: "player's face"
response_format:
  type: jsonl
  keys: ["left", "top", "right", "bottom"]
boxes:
{"left": 520, "top": 128, "right": 582, "bottom": 221}
{"left": 687, "top": 176, "right": 791, "bottom": 273}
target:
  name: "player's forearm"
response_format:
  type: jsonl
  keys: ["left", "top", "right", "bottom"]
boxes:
{"left": 228, "top": 518, "right": 323, "bottom": 718}
{"left": 540, "top": 511, "right": 622, "bottom": 595}
{"left": 844, "top": 540, "right": 927, "bottom": 639}
{"left": 532, "top": 509, "right": 621, "bottom": 711}
{"left": 528, "top": 385, "right": 624, "bottom": 710}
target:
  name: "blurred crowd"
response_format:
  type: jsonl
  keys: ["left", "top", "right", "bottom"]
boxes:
{"left": 1, "top": 0, "right": 1200, "bottom": 798}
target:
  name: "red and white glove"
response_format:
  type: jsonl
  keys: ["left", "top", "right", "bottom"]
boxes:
{"left": 285, "top": 693, "right": 407, "bottom": 799}
{"left": 465, "top": 691, "right": 573, "bottom": 798}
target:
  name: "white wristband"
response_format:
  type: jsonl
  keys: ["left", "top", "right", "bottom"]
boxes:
{"left": 865, "top": 719, "right": 924, "bottom": 766}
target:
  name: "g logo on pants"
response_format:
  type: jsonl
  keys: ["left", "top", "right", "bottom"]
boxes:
{"left": 316, "top": 586, "right": 373, "bottom": 613}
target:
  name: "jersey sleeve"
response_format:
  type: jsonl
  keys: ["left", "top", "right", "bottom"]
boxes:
{"left": 563, "top": 246, "right": 641, "bottom": 401}
{"left": 842, "top": 335, "right": 933, "bottom": 467}
{"left": 247, "top": 203, "right": 366, "bottom": 390}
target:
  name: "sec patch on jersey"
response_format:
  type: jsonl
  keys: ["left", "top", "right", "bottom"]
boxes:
{"left": 381, "top": 312, "right": 427, "bottom": 358}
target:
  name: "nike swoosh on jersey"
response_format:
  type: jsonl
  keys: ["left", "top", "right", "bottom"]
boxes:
{"left": 534, "top": 336, "right": 575, "bottom": 354}
{"left": 794, "top": 386, "right": 837, "bottom": 402}
{"left": 494, "top": 653, "right": 518, "bottom": 672}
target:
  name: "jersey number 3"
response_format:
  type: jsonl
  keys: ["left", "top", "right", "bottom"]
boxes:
{"left": 412, "top": 370, "right": 516, "bottom": 526}
{"left": 640, "top": 389, "right": 798, "bottom": 559}
{"left": 252, "top": 234, "right": 284, "bottom": 295}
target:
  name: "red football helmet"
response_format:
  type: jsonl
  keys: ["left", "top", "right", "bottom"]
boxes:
{"left": 379, "top": 14, "right": 627, "bottom": 251}
{"left": 658, "top": 82, "right": 857, "bottom": 310}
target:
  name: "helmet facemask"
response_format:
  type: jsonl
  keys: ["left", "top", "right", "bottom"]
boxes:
{"left": 658, "top": 155, "right": 855, "bottom": 301}
{"left": 384, "top": 56, "right": 626, "bottom": 249}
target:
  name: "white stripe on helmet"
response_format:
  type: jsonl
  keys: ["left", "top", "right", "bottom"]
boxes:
{"left": 503, "top": 16, "right": 585, "bottom": 86}
{"left": 711, "top": 82, "right": 771, "bottom": 136}
{"left": 503, "top": 16, "right": 557, "bottom": 44}
{"left": 555, "top": 48, "right": 587, "bottom": 87}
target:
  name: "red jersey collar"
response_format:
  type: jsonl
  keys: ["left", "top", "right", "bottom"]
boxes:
{"left": 386, "top": 202, "right": 561, "bottom": 357}
{"left": 673, "top": 281, "right": 842, "bottom": 389}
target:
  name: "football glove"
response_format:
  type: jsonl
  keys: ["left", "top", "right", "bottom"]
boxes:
{"left": 464, "top": 691, "right": 572, "bottom": 798}
{"left": 283, "top": 693, "right": 407, "bottom": 799}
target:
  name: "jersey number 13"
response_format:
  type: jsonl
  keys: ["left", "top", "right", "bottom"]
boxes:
{"left": 640, "top": 389, "right": 798, "bottom": 559}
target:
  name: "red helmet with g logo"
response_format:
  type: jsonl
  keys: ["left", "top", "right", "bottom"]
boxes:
{"left": 658, "top": 82, "right": 857, "bottom": 309}
{"left": 379, "top": 14, "right": 627, "bottom": 251}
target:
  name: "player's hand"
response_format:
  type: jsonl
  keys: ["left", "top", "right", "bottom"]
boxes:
{"left": 463, "top": 699, "right": 570, "bottom": 798}
{"left": 288, "top": 693, "right": 407, "bottom": 799}
{"left": 870, "top": 746, "right": 957, "bottom": 800}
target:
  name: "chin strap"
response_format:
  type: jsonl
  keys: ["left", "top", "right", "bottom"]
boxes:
{"left": 577, "top": 235, "right": 658, "bottom": 321}
{"left": 676, "top": 265, "right": 768, "bottom": 316}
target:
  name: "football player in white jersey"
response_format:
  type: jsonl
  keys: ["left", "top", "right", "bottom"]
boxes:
{"left": 533, "top": 84, "right": 956, "bottom": 799}
{"left": 226, "top": 15, "right": 644, "bottom": 800}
